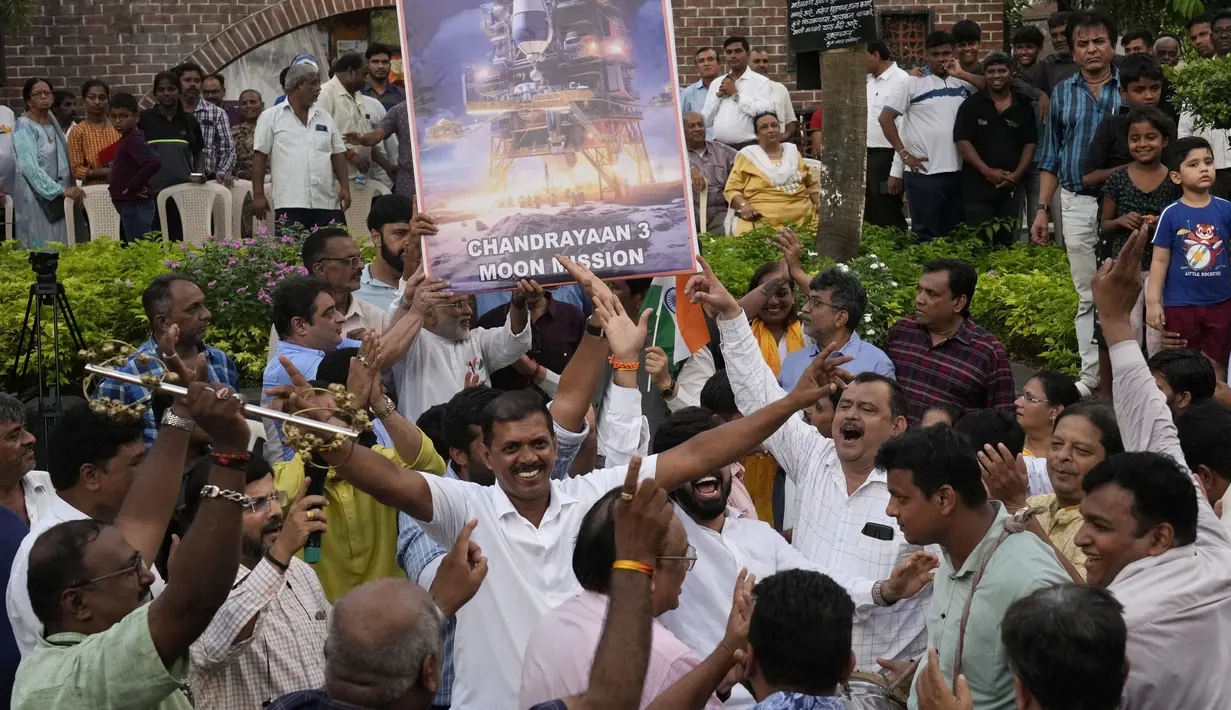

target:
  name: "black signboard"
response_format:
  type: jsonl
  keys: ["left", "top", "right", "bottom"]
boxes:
{"left": 787, "top": 0, "right": 877, "bottom": 53}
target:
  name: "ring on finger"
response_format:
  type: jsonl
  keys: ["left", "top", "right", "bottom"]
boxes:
{"left": 214, "top": 387, "right": 231, "bottom": 400}
{"left": 619, "top": 492, "right": 634, "bottom": 502}
{"left": 307, "top": 509, "right": 316, "bottom": 521}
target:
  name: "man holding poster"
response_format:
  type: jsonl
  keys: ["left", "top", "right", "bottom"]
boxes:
{"left": 393, "top": 0, "right": 699, "bottom": 294}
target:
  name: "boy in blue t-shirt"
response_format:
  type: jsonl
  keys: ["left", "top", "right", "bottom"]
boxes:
{"left": 1148, "top": 136, "right": 1231, "bottom": 380}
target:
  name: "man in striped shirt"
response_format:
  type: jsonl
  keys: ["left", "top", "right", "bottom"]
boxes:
{"left": 1031, "top": 9, "right": 1121, "bottom": 397}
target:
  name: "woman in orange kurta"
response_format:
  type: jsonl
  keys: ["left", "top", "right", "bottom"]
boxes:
{"left": 66, "top": 80, "right": 119, "bottom": 186}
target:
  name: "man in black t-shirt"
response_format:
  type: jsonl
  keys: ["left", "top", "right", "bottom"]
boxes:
{"left": 953, "top": 52, "right": 1038, "bottom": 246}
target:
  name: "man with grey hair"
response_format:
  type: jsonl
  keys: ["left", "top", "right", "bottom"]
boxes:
{"left": 684, "top": 111, "right": 736, "bottom": 234}
{"left": 0, "top": 394, "right": 57, "bottom": 528}
{"left": 252, "top": 62, "right": 351, "bottom": 231}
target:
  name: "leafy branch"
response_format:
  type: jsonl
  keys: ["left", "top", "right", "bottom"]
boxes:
{"left": 1166, "top": 55, "right": 1231, "bottom": 132}
{"left": 0, "top": 0, "right": 35, "bottom": 30}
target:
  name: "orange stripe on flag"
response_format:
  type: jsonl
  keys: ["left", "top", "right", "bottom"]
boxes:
{"left": 674, "top": 274, "right": 711, "bottom": 354}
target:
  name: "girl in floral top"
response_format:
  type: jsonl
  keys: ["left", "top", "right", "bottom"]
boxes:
{"left": 1095, "top": 106, "right": 1180, "bottom": 393}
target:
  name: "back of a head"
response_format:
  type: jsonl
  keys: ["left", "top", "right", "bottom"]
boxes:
{"left": 368, "top": 194, "right": 415, "bottom": 233}
{"left": 867, "top": 41, "right": 892, "bottom": 62}
{"left": 749, "top": 569, "right": 854, "bottom": 694}
{"left": 316, "top": 347, "right": 359, "bottom": 386}
{"left": 1082, "top": 452, "right": 1198, "bottom": 547}
{"left": 48, "top": 404, "right": 143, "bottom": 492}
{"left": 480, "top": 389, "right": 553, "bottom": 447}
{"left": 876, "top": 424, "right": 987, "bottom": 507}
{"left": 27, "top": 519, "right": 106, "bottom": 626}
{"left": 1176, "top": 402, "right": 1231, "bottom": 484}
{"left": 272, "top": 276, "right": 330, "bottom": 338}
{"left": 416, "top": 404, "right": 450, "bottom": 458}
{"left": 652, "top": 407, "right": 718, "bottom": 455}
{"left": 699, "top": 371, "right": 737, "bottom": 419}
{"left": 1147, "top": 348, "right": 1216, "bottom": 404}
{"left": 1002, "top": 584, "right": 1126, "bottom": 710}
{"left": 955, "top": 409, "right": 1026, "bottom": 458}
{"left": 331, "top": 52, "right": 365, "bottom": 76}
{"left": 444, "top": 386, "right": 503, "bottom": 454}
{"left": 327, "top": 578, "right": 442, "bottom": 707}
{"left": 572, "top": 488, "right": 623, "bottom": 594}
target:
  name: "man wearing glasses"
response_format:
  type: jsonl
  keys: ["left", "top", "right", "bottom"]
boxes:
{"left": 188, "top": 460, "right": 332, "bottom": 709}
{"left": 268, "top": 227, "right": 389, "bottom": 358}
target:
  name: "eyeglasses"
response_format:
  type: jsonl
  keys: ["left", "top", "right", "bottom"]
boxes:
{"left": 319, "top": 256, "right": 364, "bottom": 268}
{"left": 803, "top": 295, "right": 835, "bottom": 311}
{"left": 28, "top": 90, "right": 53, "bottom": 98}
{"left": 69, "top": 553, "right": 145, "bottom": 589}
{"left": 1018, "top": 391, "right": 1050, "bottom": 405}
{"left": 244, "top": 491, "right": 289, "bottom": 513}
{"left": 658, "top": 545, "right": 698, "bottom": 571}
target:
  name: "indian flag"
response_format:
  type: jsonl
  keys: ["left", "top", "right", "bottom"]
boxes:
{"left": 641, "top": 274, "right": 711, "bottom": 370}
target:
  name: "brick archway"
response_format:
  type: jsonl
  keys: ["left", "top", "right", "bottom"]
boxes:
{"left": 140, "top": 0, "right": 393, "bottom": 103}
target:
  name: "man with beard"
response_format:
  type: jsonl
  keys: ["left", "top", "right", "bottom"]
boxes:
{"left": 174, "top": 62, "right": 235, "bottom": 187}
{"left": 188, "top": 455, "right": 332, "bottom": 708}
{"left": 1188, "top": 15, "right": 1218, "bottom": 59}
{"left": 11, "top": 382, "right": 251, "bottom": 710}
{"left": 654, "top": 408, "right": 938, "bottom": 709}
{"left": 94, "top": 274, "right": 240, "bottom": 448}
{"left": 384, "top": 268, "right": 533, "bottom": 424}
{"left": 361, "top": 43, "right": 408, "bottom": 112}
{"left": 685, "top": 257, "right": 933, "bottom": 672}
{"left": 0, "top": 394, "right": 58, "bottom": 527}
{"left": 1033, "top": 9, "right": 1124, "bottom": 397}
{"left": 685, "top": 111, "right": 737, "bottom": 234}
{"left": 267, "top": 255, "right": 845, "bottom": 710}
{"left": 360, "top": 195, "right": 433, "bottom": 311}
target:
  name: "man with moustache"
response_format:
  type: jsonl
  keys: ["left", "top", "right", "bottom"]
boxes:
{"left": 685, "top": 257, "right": 933, "bottom": 671}
{"left": 0, "top": 394, "right": 58, "bottom": 528}
{"left": 684, "top": 111, "right": 737, "bottom": 234}
{"left": 655, "top": 408, "right": 938, "bottom": 709}
{"left": 680, "top": 47, "right": 723, "bottom": 121}
{"left": 188, "top": 458, "right": 332, "bottom": 708}
{"left": 174, "top": 62, "right": 235, "bottom": 187}
{"left": 359, "top": 195, "right": 435, "bottom": 311}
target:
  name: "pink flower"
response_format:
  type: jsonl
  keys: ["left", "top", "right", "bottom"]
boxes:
{"left": 258, "top": 226, "right": 269, "bottom": 236}
{"left": 236, "top": 286, "right": 248, "bottom": 293}
{"left": 267, "top": 281, "right": 277, "bottom": 287}
{"left": 207, "top": 280, "right": 218, "bottom": 287}
{"left": 281, "top": 236, "right": 293, "bottom": 244}
{"left": 177, "top": 243, "right": 189, "bottom": 251}
{"left": 227, "top": 258, "right": 238, "bottom": 265}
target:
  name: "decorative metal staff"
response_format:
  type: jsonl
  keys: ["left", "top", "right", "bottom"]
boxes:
{"left": 80, "top": 341, "right": 365, "bottom": 447}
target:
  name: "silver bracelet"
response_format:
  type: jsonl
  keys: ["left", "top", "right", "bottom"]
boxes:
{"left": 198, "top": 485, "right": 249, "bottom": 506}
{"left": 160, "top": 409, "right": 196, "bottom": 434}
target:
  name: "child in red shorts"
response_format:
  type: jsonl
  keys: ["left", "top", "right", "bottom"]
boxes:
{"left": 1147, "top": 136, "right": 1231, "bottom": 380}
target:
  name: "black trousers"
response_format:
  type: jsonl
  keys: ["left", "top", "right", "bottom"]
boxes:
{"left": 903, "top": 171, "right": 963, "bottom": 241}
{"left": 865, "top": 148, "right": 906, "bottom": 230}
{"left": 1215, "top": 168, "right": 1231, "bottom": 201}
{"left": 964, "top": 184, "right": 1026, "bottom": 248}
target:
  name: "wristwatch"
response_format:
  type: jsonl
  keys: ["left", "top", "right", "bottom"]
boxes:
{"left": 659, "top": 378, "right": 677, "bottom": 399}
{"left": 585, "top": 320, "right": 605, "bottom": 338}
{"left": 160, "top": 409, "right": 196, "bottom": 434}
{"left": 372, "top": 394, "right": 396, "bottom": 419}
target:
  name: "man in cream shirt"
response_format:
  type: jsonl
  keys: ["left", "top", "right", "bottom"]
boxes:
{"left": 748, "top": 49, "right": 799, "bottom": 142}
{"left": 703, "top": 36, "right": 774, "bottom": 149}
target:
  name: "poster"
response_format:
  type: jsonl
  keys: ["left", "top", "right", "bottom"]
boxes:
{"left": 787, "top": 0, "right": 876, "bottom": 53}
{"left": 393, "top": 0, "right": 699, "bottom": 292}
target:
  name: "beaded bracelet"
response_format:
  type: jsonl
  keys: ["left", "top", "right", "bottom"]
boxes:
{"left": 608, "top": 355, "right": 640, "bottom": 371}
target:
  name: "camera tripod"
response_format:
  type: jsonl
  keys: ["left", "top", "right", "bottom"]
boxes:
{"left": 7, "top": 276, "right": 87, "bottom": 448}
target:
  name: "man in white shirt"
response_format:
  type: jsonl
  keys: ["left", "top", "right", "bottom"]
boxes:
{"left": 654, "top": 408, "right": 936, "bottom": 708}
{"left": 358, "top": 94, "right": 399, "bottom": 189}
{"left": 268, "top": 226, "right": 388, "bottom": 358}
{"left": 6, "top": 397, "right": 195, "bottom": 655}
{"left": 748, "top": 49, "right": 799, "bottom": 142}
{"left": 686, "top": 258, "right": 932, "bottom": 670}
{"left": 384, "top": 266, "right": 533, "bottom": 424}
{"left": 0, "top": 394, "right": 59, "bottom": 528}
{"left": 865, "top": 42, "right": 910, "bottom": 230}
{"left": 317, "top": 52, "right": 375, "bottom": 181}
{"left": 702, "top": 36, "right": 774, "bottom": 149}
{"left": 276, "top": 256, "right": 845, "bottom": 710}
{"left": 880, "top": 30, "right": 976, "bottom": 241}
{"left": 251, "top": 63, "right": 351, "bottom": 231}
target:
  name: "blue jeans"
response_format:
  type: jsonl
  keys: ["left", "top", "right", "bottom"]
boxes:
{"left": 119, "top": 203, "right": 156, "bottom": 243}
{"left": 903, "top": 171, "right": 962, "bottom": 242}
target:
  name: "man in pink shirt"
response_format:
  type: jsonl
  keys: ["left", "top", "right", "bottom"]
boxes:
{"left": 519, "top": 486, "right": 746, "bottom": 710}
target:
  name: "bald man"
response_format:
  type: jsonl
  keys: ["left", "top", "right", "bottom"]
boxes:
{"left": 267, "top": 578, "right": 445, "bottom": 709}
{"left": 684, "top": 111, "right": 737, "bottom": 235}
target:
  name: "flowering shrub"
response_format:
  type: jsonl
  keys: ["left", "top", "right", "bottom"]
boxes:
{"left": 701, "top": 223, "right": 1080, "bottom": 374}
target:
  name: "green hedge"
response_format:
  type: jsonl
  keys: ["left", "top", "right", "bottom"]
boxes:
{"left": 700, "top": 223, "right": 1079, "bottom": 374}
{"left": 0, "top": 221, "right": 1078, "bottom": 396}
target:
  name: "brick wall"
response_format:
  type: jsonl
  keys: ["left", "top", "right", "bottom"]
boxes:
{"left": 2, "top": 0, "right": 1003, "bottom": 109}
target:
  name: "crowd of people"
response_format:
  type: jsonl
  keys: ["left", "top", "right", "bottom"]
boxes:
{"left": 0, "top": 10, "right": 1229, "bottom": 710}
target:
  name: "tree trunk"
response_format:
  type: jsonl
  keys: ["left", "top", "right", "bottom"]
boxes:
{"left": 816, "top": 47, "right": 867, "bottom": 262}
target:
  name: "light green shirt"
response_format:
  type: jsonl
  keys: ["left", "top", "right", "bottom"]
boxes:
{"left": 907, "top": 502, "right": 1070, "bottom": 710}
{"left": 12, "top": 603, "right": 194, "bottom": 710}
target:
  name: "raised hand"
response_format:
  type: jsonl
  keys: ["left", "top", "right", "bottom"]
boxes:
{"left": 613, "top": 457, "right": 673, "bottom": 565}
{"left": 774, "top": 229, "right": 804, "bottom": 269}
{"left": 346, "top": 331, "right": 384, "bottom": 410}
{"left": 183, "top": 380, "right": 250, "bottom": 454}
{"left": 430, "top": 519, "right": 489, "bottom": 616}
{"left": 1092, "top": 223, "right": 1147, "bottom": 327}
{"left": 684, "top": 255, "right": 740, "bottom": 320}
{"left": 411, "top": 274, "right": 455, "bottom": 319}
{"left": 155, "top": 324, "right": 208, "bottom": 385}
{"left": 264, "top": 356, "right": 337, "bottom": 421}
{"left": 915, "top": 648, "right": 974, "bottom": 710}
{"left": 269, "top": 476, "right": 329, "bottom": 565}
{"left": 788, "top": 342, "right": 853, "bottom": 410}
{"left": 721, "top": 568, "right": 755, "bottom": 660}
{"left": 511, "top": 279, "right": 546, "bottom": 318}
{"left": 554, "top": 254, "right": 615, "bottom": 309}
{"left": 977, "top": 443, "right": 1029, "bottom": 512}
{"left": 881, "top": 550, "right": 940, "bottom": 604}
{"left": 593, "top": 287, "right": 651, "bottom": 362}
{"left": 644, "top": 346, "right": 673, "bottom": 392}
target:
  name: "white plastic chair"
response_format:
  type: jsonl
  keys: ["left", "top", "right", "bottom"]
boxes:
{"left": 65, "top": 185, "right": 122, "bottom": 244}
{"left": 2, "top": 194, "right": 12, "bottom": 242}
{"left": 257, "top": 177, "right": 275, "bottom": 237}
{"left": 697, "top": 176, "right": 707, "bottom": 236}
{"left": 246, "top": 419, "right": 264, "bottom": 451}
{"left": 344, "top": 179, "right": 390, "bottom": 236}
{"left": 213, "top": 179, "right": 252, "bottom": 241}
{"left": 803, "top": 158, "right": 822, "bottom": 189}
{"left": 157, "top": 182, "right": 232, "bottom": 245}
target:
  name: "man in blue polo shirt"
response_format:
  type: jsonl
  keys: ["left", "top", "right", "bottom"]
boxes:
{"left": 879, "top": 31, "right": 977, "bottom": 241}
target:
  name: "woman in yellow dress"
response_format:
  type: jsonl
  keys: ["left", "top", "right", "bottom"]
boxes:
{"left": 724, "top": 111, "right": 819, "bottom": 235}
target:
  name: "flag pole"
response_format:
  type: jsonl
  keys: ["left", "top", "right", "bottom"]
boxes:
{"left": 647, "top": 288, "right": 665, "bottom": 393}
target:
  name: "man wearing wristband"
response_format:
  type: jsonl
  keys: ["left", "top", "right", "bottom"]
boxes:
{"left": 269, "top": 255, "right": 847, "bottom": 710}
{"left": 12, "top": 382, "right": 253, "bottom": 710}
